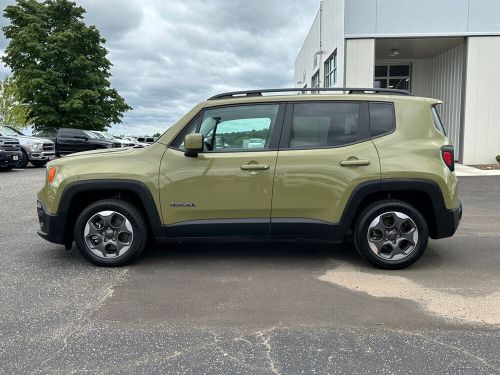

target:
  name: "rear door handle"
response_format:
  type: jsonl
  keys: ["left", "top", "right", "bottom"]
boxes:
{"left": 240, "top": 164, "right": 270, "bottom": 171}
{"left": 340, "top": 159, "right": 370, "bottom": 166}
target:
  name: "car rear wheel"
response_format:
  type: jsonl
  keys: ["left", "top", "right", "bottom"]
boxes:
{"left": 353, "top": 200, "right": 429, "bottom": 269}
{"left": 74, "top": 199, "right": 148, "bottom": 267}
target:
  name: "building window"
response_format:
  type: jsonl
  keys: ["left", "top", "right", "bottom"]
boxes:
{"left": 374, "top": 64, "right": 411, "bottom": 91}
{"left": 311, "top": 70, "right": 320, "bottom": 89}
{"left": 324, "top": 50, "right": 337, "bottom": 87}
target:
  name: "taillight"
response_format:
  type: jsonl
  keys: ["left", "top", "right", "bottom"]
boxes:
{"left": 441, "top": 146, "right": 455, "bottom": 172}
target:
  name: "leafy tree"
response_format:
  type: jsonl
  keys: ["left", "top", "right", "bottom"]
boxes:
{"left": 0, "top": 76, "right": 30, "bottom": 129}
{"left": 2, "top": 0, "right": 131, "bottom": 132}
{"left": 153, "top": 132, "right": 161, "bottom": 138}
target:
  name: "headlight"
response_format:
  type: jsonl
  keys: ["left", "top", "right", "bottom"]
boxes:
{"left": 106, "top": 144, "right": 113, "bottom": 148}
{"left": 27, "top": 143, "right": 43, "bottom": 150}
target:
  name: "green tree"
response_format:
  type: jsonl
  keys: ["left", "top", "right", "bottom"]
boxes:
{"left": 0, "top": 76, "right": 30, "bottom": 129}
{"left": 153, "top": 132, "right": 161, "bottom": 138}
{"left": 2, "top": 0, "right": 131, "bottom": 132}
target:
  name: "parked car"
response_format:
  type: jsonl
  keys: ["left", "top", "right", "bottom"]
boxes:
{"left": 0, "top": 125, "right": 56, "bottom": 168}
{"left": 55, "top": 128, "right": 121, "bottom": 156}
{"left": 136, "top": 136, "right": 155, "bottom": 144}
{"left": 247, "top": 138, "right": 265, "bottom": 149}
{"left": 92, "top": 131, "right": 136, "bottom": 147}
{"left": 37, "top": 88, "right": 461, "bottom": 269}
{"left": 121, "top": 136, "right": 149, "bottom": 147}
{"left": 0, "top": 136, "right": 22, "bottom": 171}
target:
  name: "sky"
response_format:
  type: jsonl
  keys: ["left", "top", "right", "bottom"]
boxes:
{"left": 0, "top": 0, "right": 319, "bottom": 136}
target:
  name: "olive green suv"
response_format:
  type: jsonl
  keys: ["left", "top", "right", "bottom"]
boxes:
{"left": 36, "top": 88, "right": 462, "bottom": 269}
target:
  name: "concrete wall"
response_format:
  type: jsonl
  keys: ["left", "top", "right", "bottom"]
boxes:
{"left": 345, "top": 39, "right": 375, "bottom": 87}
{"left": 463, "top": 36, "right": 500, "bottom": 164}
{"left": 345, "top": 0, "right": 500, "bottom": 38}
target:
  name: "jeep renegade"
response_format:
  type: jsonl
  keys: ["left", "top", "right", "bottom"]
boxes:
{"left": 36, "top": 88, "right": 462, "bottom": 269}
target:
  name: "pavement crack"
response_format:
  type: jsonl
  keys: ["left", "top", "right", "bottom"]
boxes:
{"left": 394, "top": 329, "right": 500, "bottom": 372}
{"left": 255, "top": 327, "right": 282, "bottom": 375}
{"left": 37, "top": 269, "right": 129, "bottom": 371}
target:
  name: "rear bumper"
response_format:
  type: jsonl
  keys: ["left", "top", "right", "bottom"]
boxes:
{"left": 432, "top": 199, "right": 462, "bottom": 239}
{"left": 37, "top": 200, "right": 66, "bottom": 244}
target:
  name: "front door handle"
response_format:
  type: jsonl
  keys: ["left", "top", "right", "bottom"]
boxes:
{"left": 340, "top": 159, "right": 370, "bottom": 166}
{"left": 240, "top": 164, "right": 270, "bottom": 171}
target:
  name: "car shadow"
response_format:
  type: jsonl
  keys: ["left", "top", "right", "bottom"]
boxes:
{"left": 134, "top": 240, "right": 367, "bottom": 270}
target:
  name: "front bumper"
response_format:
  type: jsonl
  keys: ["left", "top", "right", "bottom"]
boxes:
{"left": 37, "top": 200, "right": 66, "bottom": 244}
{"left": 29, "top": 151, "right": 56, "bottom": 161}
{"left": 432, "top": 199, "right": 462, "bottom": 239}
{"left": 0, "top": 151, "right": 22, "bottom": 167}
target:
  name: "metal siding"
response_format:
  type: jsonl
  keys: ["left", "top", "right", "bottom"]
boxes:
{"left": 419, "top": 44, "right": 464, "bottom": 157}
{"left": 377, "top": 44, "right": 464, "bottom": 157}
{"left": 295, "top": 0, "right": 345, "bottom": 89}
{"left": 295, "top": 10, "right": 321, "bottom": 86}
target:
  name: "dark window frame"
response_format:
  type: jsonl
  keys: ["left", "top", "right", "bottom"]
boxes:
{"left": 374, "top": 63, "right": 412, "bottom": 92}
{"left": 311, "top": 70, "right": 320, "bottom": 89}
{"left": 324, "top": 49, "right": 337, "bottom": 88}
{"left": 279, "top": 101, "right": 370, "bottom": 150}
{"left": 169, "top": 102, "right": 286, "bottom": 153}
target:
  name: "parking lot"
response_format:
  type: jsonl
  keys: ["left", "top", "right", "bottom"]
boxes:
{"left": 0, "top": 167, "right": 499, "bottom": 374}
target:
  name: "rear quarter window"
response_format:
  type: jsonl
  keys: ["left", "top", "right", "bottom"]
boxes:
{"left": 369, "top": 102, "right": 395, "bottom": 137}
{"left": 431, "top": 105, "right": 447, "bottom": 136}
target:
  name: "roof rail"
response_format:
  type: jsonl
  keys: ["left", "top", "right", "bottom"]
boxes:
{"left": 208, "top": 87, "right": 411, "bottom": 100}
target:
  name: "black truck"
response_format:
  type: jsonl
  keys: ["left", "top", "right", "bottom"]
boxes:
{"left": 35, "top": 128, "right": 121, "bottom": 156}
{"left": 0, "top": 136, "right": 23, "bottom": 171}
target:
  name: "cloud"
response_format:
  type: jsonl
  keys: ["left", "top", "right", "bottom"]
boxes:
{"left": 0, "top": 0, "right": 319, "bottom": 135}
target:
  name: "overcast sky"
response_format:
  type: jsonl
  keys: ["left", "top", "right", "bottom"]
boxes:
{"left": 0, "top": 0, "right": 318, "bottom": 135}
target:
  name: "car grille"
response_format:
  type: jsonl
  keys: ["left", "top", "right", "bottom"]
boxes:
{"left": 0, "top": 140, "right": 20, "bottom": 152}
{"left": 42, "top": 143, "right": 55, "bottom": 151}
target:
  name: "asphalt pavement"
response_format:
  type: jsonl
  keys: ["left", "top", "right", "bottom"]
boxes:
{"left": 0, "top": 167, "right": 499, "bottom": 374}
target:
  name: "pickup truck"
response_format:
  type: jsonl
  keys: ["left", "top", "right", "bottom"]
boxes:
{"left": 0, "top": 125, "right": 56, "bottom": 168}
{"left": 0, "top": 136, "right": 22, "bottom": 171}
{"left": 34, "top": 128, "right": 122, "bottom": 156}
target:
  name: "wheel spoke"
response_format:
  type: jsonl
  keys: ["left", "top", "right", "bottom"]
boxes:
{"left": 366, "top": 210, "right": 419, "bottom": 261}
{"left": 84, "top": 210, "right": 134, "bottom": 259}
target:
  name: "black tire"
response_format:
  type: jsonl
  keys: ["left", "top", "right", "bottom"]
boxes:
{"left": 353, "top": 200, "right": 429, "bottom": 269}
{"left": 74, "top": 199, "right": 148, "bottom": 267}
{"left": 31, "top": 161, "right": 47, "bottom": 168}
{"left": 19, "top": 151, "right": 29, "bottom": 168}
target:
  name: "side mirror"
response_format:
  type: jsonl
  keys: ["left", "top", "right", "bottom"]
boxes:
{"left": 184, "top": 133, "right": 204, "bottom": 157}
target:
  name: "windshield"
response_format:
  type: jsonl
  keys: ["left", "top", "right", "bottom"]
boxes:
{"left": 84, "top": 131, "right": 100, "bottom": 139}
{"left": 1, "top": 126, "right": 24, "bottom": 136}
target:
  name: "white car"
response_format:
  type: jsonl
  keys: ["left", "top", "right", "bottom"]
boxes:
{"left": 247, "top": 138, "right": 265, "bottom": 149}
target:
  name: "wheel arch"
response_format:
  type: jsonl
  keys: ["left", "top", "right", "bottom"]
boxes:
{"left": 341, "top": 179, "right": 449, "bottom": 239}
{"left": 58, "top": 180, "right": 163, "bottom": 246}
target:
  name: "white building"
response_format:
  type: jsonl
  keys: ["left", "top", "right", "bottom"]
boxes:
{"left": 295, "top": 0, "right": 500, "bottom": 164}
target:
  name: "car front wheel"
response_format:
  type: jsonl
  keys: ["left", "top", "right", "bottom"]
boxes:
{"left": 353, "top": 200, "right": 429, "bottom": 269}
{"left": 74, "top": 199, "right": 148, "bottom": 266}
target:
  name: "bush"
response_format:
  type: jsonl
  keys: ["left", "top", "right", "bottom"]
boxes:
{"left": 496, "top": 155, "right": 500, "bottom": 163}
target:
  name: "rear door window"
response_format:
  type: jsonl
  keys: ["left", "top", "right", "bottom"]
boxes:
{"left": 287, "top": 102, "right": 363, "bottom": 148}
